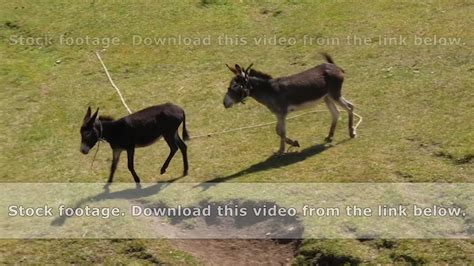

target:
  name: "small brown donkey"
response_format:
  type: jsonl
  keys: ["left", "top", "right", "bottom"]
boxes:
{"left": 80, "top": 103, "right": 189, "bottom": 183}
{"left": 223, "top": 53, "right": 356, "bottom": 154}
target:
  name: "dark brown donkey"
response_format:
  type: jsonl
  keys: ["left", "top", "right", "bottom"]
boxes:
{"left": 223, "top": 53, "right": 356, "bottom": 154}
{"left": 80, "top": 103, "right": 189, "bottom": 183}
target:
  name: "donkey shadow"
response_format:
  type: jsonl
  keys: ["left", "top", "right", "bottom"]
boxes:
{"left": 50, "top": 176, "right": 182, "bottom": 227}
{"left": 198, "top": 139, "right": 350, "bottom": 190}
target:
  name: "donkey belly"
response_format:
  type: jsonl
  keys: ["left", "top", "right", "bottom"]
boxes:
{"left": 287, "top": 94, "right": 326, "bottom": 112}
{"left": 135, "top": 135, "right": 162, "bottom": 147}
{"left": 132, "top": 128, "right": 164, "bottom": 147}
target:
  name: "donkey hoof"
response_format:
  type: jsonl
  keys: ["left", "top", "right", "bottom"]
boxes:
{"left": 350, "top": 132, "right": 357, "bottom": 138}
{"left": 273, "top": 150, "right": 285, "bottom": 156}
{"left": 183, "top": 170, "right": 188, "bottom": 176}
{"left": 292, "top": 140, "right": 300, "bottom": 147}
{"left": 160, "top": 168, "right": 166, "bottom": 175}
{"left": 103, "top": 183, "right": 111, "bottom": 191}
{"left": 325, "top": 137, "right": 333, "bottom": 143}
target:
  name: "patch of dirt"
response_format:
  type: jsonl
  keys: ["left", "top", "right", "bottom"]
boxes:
{"left": 405, "top": 137, "right": 473, "bottom": 165}
{"left": 260, "top": 7, "right": 283, "bottom": 17}
{"left": 434, "top": 151, "right": 473, "bottom": 165}
{"left": 122, "top": 242, "right": 162, "bottom": 264}
{"left": 135, "top": 199, "right": 303, "bottom": 265}
{"left": 5, "top": 21, "right": 20, "bottom": 29}
{"left": 394, "top": 170, "right": 415, "bottom": 182}
{"left": 139, "top": 199, "right": 304, "bottom": 239}
{"left": 172, "top": 239, "right": 299, "bottom": 265}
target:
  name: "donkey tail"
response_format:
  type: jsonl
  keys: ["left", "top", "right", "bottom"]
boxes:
{"left": 320, "top": 52, "right": 345, "bottom": 73}
{"left": 182, "top": 112, "right": 190, "bottom": 141}
{"left": 320, "top": 52, "right": 335, "bottom": 64}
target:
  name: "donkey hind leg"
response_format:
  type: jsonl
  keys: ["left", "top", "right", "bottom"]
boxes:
{"left": 161, "top": 133, "right": 178, "bottom": 175}
{"left": 107, "top": 149, "right": 122, "bottom": 183}
{"left": 175, "top": 133, "right": 189, "bottom": 176}
{"left": 334, "top": 96, "right": 356, "bottom": 138}
{"left": 324, "top": 96, "right": 340, "bottom": 142}
{"left": 127, "top": 148, "right": 141, "bottom": 183}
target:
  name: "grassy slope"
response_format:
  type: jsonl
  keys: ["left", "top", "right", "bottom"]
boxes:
{"left": 0, "top": 0, "right": 472, "bottom": 264}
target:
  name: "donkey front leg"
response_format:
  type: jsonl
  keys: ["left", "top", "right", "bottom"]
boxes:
{"left": 275, "top": 115, "right": 299, "bottom": 155}
{"left": 126, "top": 148, "right": 141, "bottom": 183}
{"left": 107, "top": 149, "right": 122, "bottom": 183}
{"left": 275, "top": 115, "right": 286, "bottom": 154}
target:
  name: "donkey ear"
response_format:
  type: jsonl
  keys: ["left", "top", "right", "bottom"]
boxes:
{"left": 226, "top": 64, "right": 239, "bottom": 75}
{"left": 234, "top": 64, "right": 243, "bottom": 74}
{"left": 245, "top": 63, "right": 254, "bottom": 74}
{"left": 83, "top": 106, "right": 92, "bottom": 123}
{"left": 88, "top": 108, "right": 99, "bottom": 125}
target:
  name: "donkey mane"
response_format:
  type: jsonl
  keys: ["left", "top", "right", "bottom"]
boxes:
{"left": 249, "top": 69, "right": 273, "bottom": 80}
{"left": 99, "top": 115, "right": 114, "bottom": 122}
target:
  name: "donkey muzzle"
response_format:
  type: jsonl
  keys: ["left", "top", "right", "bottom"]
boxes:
{"left": 80, "top": 144, "right": 90, "bottom": 154}
{"left": 223, "top": 95, "right": 234, "bottom": 109}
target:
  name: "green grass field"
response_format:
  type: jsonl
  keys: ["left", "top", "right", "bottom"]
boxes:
{"left": 0, "top": 0, "right": 473, "bottom": 264}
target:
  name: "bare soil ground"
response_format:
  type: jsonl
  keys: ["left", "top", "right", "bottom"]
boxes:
{"left": 171, "top": 239, "right": 299, "bottom": 266}
{"left": 138, "top": 200, "right": 302, "bottom": 265}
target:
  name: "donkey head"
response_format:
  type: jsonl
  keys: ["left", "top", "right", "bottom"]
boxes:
{"left": 80, "top": 106, "right": 100, "bottom": 154}
{"left": 223, "top": 63, "right": 253, "bottom": 108}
